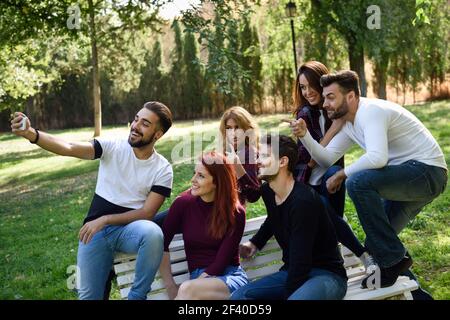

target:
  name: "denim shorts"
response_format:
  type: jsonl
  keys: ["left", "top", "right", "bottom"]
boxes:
{"left": 190, "top": 265, "right": 249, "bottom": 294}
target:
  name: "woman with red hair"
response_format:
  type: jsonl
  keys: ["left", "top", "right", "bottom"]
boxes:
{"left": 159, "top": 151, "right": 248, "bottom": 300}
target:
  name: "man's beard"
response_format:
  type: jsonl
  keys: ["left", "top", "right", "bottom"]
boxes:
{"left": 328, "top": 100, "right": 349, "bottom": 120}
{"left": 128, "top": 131, "right": 155, "bottom": 148}
{"left": 257, "top": 173, "right": 278, "bottom": 183}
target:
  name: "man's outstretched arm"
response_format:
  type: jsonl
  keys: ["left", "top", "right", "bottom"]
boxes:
{"left": 11, "top": 112, "right": 95, "bottom": 160}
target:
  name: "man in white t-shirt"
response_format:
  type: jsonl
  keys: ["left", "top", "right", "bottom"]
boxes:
{"left": 11, "top": 101, "right": 174, "bottom": 300}
{"left": 288, "top": 70, "right": 447, "bottom": 295}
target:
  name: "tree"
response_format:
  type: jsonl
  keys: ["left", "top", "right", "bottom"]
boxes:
{"left": 365, "top": 0, "right": 416, "bottom": 100}
{"left": 182, "top": 0, "right": 253, "bottom": 111}
{"left": 310, "top": 0, "right": 371, "bottom": 97}
{"left": 251, "top": 26, "right": 264, "bottom": 113}
{"left": 226, "top": 20, "right": 242, "bottom": 108}
{"left": 418, "top": 0, "right": 448, "bottom": 98}
{"left": 138, "top": 41, "right": 164, "bottom": 107}
{"left": 169, "top": 19, "right": 185, "bottom": 118}
{"left": 204, "top": 13, "right": 227, "bottom": 115}
{"left": 183, "top": 31, "right": 204, "bottom": 119}
{"left": 259, "top": 1, "right": 296, "bottom": 112}
{"left": 240, "top": 18, "right": 254, "bottom": 112}
{"left": 0, "top": 0, "right": 166, "bottom": 136}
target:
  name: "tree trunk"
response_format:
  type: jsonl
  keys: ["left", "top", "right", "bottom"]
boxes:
{"left": 373, "top": 57, "right": 388, "bottom": 100}
{"left": 272, "top": 94, "right": 277, "bottom": 115}
{"left": 396, "top": 83, "right": 399, "bottom": 103}
{"left": 88, "top": 0, "right": 101, "bottom": 137}
{"left": 348, "top": 41, "right": 367, "bottom": 97}
{"left": 402, "top": 79, "right": 407, "bottom": 105}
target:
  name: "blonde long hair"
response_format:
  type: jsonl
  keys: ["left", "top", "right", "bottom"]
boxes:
{"left": 219, "top": 106, "right": 260, "bottom": 154}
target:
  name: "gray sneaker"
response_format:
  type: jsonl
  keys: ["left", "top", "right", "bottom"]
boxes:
{"left": 359, "top": 252, "right": 378, "bottom": 275}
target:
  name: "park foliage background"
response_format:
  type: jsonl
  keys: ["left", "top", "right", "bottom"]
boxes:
{"left": 0, "top": 0, "right": 448, "bottom": 132}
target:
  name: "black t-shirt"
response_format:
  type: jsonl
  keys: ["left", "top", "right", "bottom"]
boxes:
{"left": 83, "top": 193, "right": 134, "bottom": 225}
{"left": 250, "top": 181, "right": 347, "bottom": 297}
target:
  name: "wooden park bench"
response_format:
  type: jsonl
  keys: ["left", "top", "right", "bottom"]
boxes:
{"left": 113, "top": 216, "right": 418, "bottom": 300}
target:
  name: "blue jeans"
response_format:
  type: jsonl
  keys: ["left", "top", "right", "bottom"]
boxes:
{"left": 346, "top": 160, "right": 447, "bottom": 268}
{"left": 77, "top": 220, "right": 163, "bottom": 300}
{"left": 230, "top": 268, "right": 347, "bottom": 300}
{"left": 313, "top": 166, "right": 366, "bottom": 257}
{"left": 190, "top": 265, "right": 249, "bottom": 294}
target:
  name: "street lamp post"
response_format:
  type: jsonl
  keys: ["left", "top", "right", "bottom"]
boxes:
{"left": 285, "top": 1, "right": 298, "bottom": 75}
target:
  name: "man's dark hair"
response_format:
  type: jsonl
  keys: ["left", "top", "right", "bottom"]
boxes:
{"left": 264, "top": 134, "right": 299, "bottom": 173}
{"left": 320, "top": 70, "right": 360, "bottom": 97}
{"left": 143, "top": 101, "right": 173, "bottom": 134}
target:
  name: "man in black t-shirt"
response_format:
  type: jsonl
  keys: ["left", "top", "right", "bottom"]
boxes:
{"left": 231, "top": 134, "right": 347, "bottom": 300}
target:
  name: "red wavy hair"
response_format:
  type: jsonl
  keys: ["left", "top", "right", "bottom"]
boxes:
{"left": 201, "top": 151, "right": 240, "bottom": 239}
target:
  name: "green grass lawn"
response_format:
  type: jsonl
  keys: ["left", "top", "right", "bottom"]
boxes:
{"left": 0, "top": 100, "right": 449, "bottom": 299}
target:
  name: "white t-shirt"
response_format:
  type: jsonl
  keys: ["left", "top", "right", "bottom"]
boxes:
{"left": 300, "top": 97, "right": 447, "bottom": 177}
{"left": 318, "top": 110, "right": 326, "bottom": 136}
{"left": 94, "top": 138, "right": 173, "bottom": 209}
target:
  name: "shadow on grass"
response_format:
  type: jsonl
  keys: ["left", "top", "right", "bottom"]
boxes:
{"left": 0, "top": 149, "right": 57, "bottom": 169}
{"left": 0, "top": 133, "right": 19, "bottom": 142}
{"left": 0, "top": 160, "right": 99, "bottom": 191}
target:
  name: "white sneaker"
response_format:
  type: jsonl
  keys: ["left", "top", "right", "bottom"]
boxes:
{"left": 359, "top": 252, "right": 378, "bottom": 275}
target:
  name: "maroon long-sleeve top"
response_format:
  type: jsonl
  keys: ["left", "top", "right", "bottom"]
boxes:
{"left": 162, "top": 190, "right": 246, "bottom": 276}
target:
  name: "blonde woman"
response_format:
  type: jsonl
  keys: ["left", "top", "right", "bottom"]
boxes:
{"left": 219, "top": 106, "right": 261, "bottom": 206}
{"left": 153, "top": 107, "right": 261, "bottom": 228}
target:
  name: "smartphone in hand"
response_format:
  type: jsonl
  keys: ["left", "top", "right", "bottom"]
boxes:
{"left": 20, "top": 116, "right": 27, "bottom": 130}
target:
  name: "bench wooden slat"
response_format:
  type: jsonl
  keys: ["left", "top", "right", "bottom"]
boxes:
{"left": 170, "top": 260, "right": 189, "bottom": 275}
{"left": 343, "top": 255, "right": 361, "bottom": 268}
{"left": 167, "top": 239, "right": 186, "bottom": 252}
{"left": 345, "top": 266, "right": 366, "bottom": 279}
{"left": 115, "top": 250, "right": 186, "bottom": 275}
{"left": 243, "top": 216, "right": 267, "bottom": 233}
{"left": 148, "top": 291, "right": 169, "bottom": 300}
{"left": 115, "top": 261, "right": 136, "bottom": 275}
{"left": 147, "top": 272, "right": 192, "bottom": 293}
{"left": 251, "top": 240, "right": 280, "bottom": 254}
{"left": 245, "top": 263, "right": 284, "bottom": 280}
{"left": 114, "top": 252, "right": 138, "bottom": 263}
{"left": 340, "top": 246, "right": 354, "bottom": 257}
{"left": 344, "top": 277, "right": 418, "bottom": 300}
{"left": 117, "top": 273, "right": 135, "bottom": 287}
{"left": 241, "top": 251, "right": 282, "bottom": 269}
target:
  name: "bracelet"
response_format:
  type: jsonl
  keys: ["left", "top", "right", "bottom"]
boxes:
{"left": 30, "top": 128, "right": 40, "bottom": 144}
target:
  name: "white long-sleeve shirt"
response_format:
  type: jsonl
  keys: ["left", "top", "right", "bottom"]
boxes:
{"left": 299, "top": 97, "right": 447, "bottom": 177}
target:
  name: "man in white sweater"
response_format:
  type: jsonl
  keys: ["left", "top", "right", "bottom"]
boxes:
{"left": 289, "top": 70, "right": 447, "bottom": 294}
